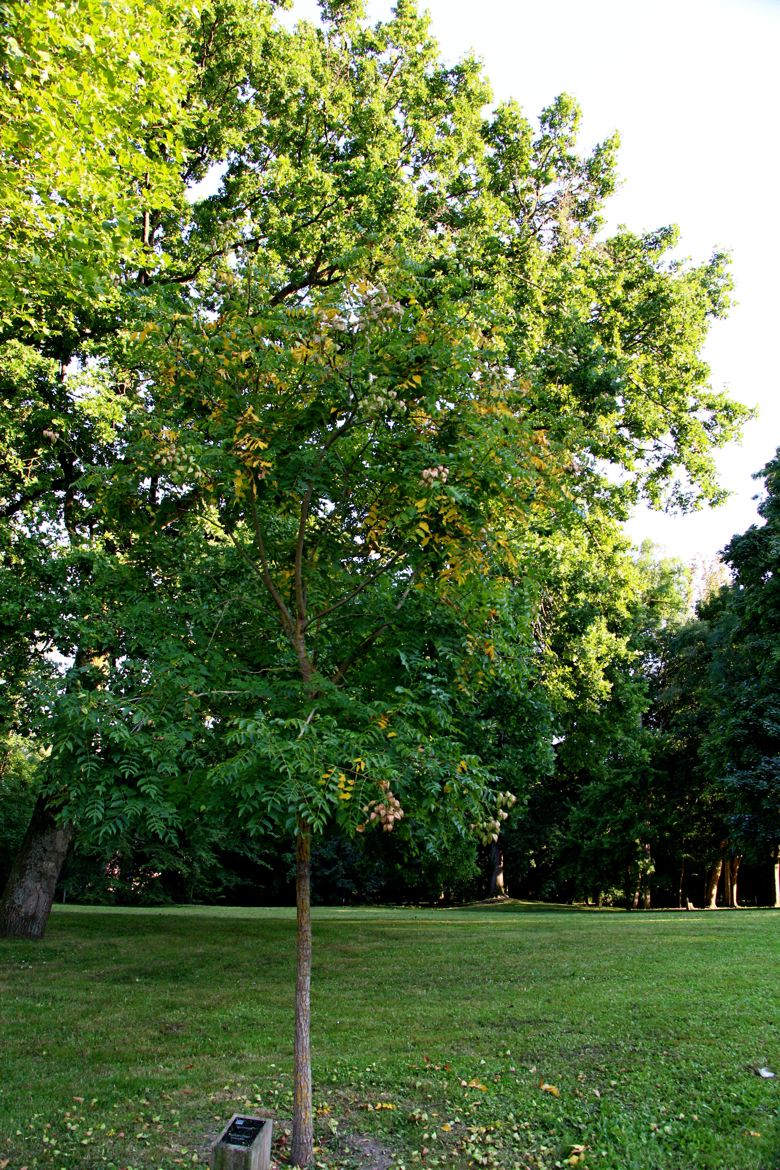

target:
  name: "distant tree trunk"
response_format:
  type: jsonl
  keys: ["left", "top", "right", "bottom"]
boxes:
{"left": 704, "top": 850, "right": 724, "bottom": 909}
{"left": 291, "top": 819, "right": 313, "bottom": 1169}
{"left": 629, "top": 843, "right": 653, "bottom": 909}
{"left": 489, "top": 841, "right": 505, "bottom": 897}
{"left": 677, "top": 858, "right": 687, "bottom": 908}
{"left": 772, "top": 846, "right": 780, "bottom": 909}
{"left": 724, "top": 854, "right": 742, "bottom": 907}
{"left": 0, "top": 795, "right": 74, "bottom": 939}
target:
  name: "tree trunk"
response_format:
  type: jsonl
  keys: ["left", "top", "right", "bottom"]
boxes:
{"left": 677, "top": 858, "right": 687, "bottom": 909}
{"left": 772, "top": 846, "right": 780, "bottom": 909}
{"left": 725, "top": 854, "right": 742, "bottom": 908}
{"left": 291, "top": 820, "right": 313, "bottom": 1169}
{"left": 704, "top": 854, "right": 723, "bottom": 909}
{"left": 0, "top": 794, "right": 74, "bottom": 939}
{"left": 489, "top": 841, "right": 505, "bottom": 897}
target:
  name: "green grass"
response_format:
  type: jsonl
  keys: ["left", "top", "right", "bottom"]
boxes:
{"left": 1, "top": 902, "right": 778, "bottom": 1170}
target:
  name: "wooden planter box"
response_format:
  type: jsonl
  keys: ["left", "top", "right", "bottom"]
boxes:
{"left": 210, "top": 1115, "right": 273, "bottom": 1170}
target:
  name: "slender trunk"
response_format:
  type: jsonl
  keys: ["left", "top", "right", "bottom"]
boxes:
{"left": 489, "top": 841, "right": 505, "bottom": 897}
{"left": 291, "top": 819, "right": 313, "bottom": 1169}
{"left": 677, "top": 858, "right": 686, "bottom": 909}
{"left": 0, "top": 795, "right": 74, "bottom": 939}
{"left": 772, "top": 846, "right": 780, "bottom": 909}
{"left": 725, "top": 855, "right": 742, "bottom": 908}
{"left": 704, "top": 854, "right": 723, "bottom": 909}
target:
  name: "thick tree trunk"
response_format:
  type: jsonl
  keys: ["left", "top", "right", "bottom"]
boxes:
{"left": 704, "top": 854, "right": 723, "bottom": 909}
{"left": 0, "top": 794, "right": 74, "bottom": 939}
{"left": 489, "top": 841, "right": 505, "bottom": 897}
{"left": 291, "top": 820, "right": 313, "bottom": 1169}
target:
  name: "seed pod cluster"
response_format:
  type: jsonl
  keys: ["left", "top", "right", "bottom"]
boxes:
{"left": 360, "top": 283, "right": 404, "bottom": 325}
{"left": 363, "top": 386, "right": 407, "bottom": 418}
{"left": 421, "top": 465, "right": 448, "bottom": 485}
{"left": 365, "top": 780, "right": 404, "bottom": 832}
{"left": 159, "top": 447, "right": 202, "bottom": 482}
{"left": 472, "top": 790, "right": 517, "bottom": 845}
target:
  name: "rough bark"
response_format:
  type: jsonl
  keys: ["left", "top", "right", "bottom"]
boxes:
{"left": 0, "top": 794, "right": 74, "bottom": 939}
{"left": 291, "top": 820, "right": 313, "bottom": 1169}
{"left": 489, "top": 841, "right": 505, "bottom": 897}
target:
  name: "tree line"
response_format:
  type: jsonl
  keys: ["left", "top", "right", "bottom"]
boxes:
{"left": 1, "top": 0, "right": 775, "bottom": 1162}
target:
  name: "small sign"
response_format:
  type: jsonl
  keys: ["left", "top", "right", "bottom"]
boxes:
{"left": 211, "top": 1114, "right": 273, "bottom": 1170}
{"left": 223, "top": 1117, "right": 266, "bottom": 1148}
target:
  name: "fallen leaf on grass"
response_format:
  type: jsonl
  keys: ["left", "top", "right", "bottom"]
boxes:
{"left": 756, "top": 1067, "right": 775, "bottom": 1079}
{"left": 566, "top": 1143, "right": 587, "bottom": 1164}
{"left": 539, "top": 1082, "right": 560, "bottom": 1097}
{"left": 461, "top": 1079, "right": 488, "bottom": 1091}
{"left": 0, "top": 1159, "right": 10, "bottom": 1169}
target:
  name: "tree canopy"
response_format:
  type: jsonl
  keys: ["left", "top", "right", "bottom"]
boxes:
{"left": 0, "top": 0, "right": 760, "bottom": 1164}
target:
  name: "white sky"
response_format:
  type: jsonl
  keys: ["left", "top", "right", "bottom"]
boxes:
{"left": 285, "top": 0, "right": 780, "bottom": 562}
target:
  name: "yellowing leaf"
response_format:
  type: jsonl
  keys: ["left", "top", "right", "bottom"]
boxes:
{"left": 540, "top": 1082, "right": 560, "bottom": 1097}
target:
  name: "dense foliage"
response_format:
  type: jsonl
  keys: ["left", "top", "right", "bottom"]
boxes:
{"left": 2, "top": 0, "right": 771, "bottom": 1162}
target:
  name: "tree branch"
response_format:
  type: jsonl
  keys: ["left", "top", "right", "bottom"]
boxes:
{"left": 246, "top": 494, "right": 295, "bottom": 637}
{"left": 331, "top": 572, "right": 417, "bottom": 686}
{"left": 304, "top": 549, "right": 407, "bottom": 632}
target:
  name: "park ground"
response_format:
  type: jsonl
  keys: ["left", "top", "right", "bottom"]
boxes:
{"left": 1, "top": 902, "right": 778, "bottom": 1170}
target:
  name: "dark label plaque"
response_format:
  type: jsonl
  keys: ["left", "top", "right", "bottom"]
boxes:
{"left": 222, "top": 1117, "right": 266, "bottom": 1148}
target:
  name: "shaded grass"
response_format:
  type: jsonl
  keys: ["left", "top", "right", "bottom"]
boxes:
{"left": 1, "top": 903, "right": 778, "bottom": 1169}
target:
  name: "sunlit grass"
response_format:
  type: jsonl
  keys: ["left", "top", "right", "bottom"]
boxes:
{"left": 1, "top": 903, "right": 778, "bottom": 1169}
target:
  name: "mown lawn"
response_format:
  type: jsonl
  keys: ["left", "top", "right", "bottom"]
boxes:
{"left": 1, "top": 902, "right": 778, "bottom": 1170}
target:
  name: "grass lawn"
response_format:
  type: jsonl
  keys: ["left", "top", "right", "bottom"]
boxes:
{"left": 1, "top": 901, "right": 778, "bottom": 1170}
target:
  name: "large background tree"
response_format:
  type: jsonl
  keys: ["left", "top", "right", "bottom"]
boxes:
{"left": 651, "top": 453, "right": 780, "bottom": 909}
